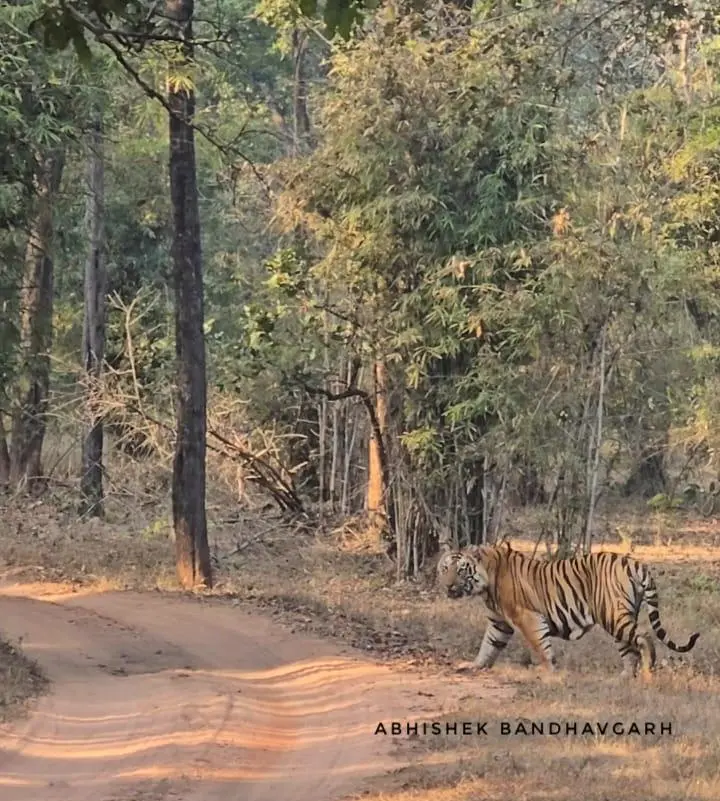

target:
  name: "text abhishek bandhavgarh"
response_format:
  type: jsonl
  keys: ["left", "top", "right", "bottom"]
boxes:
{"left": 374, "top": 719, "right": 674, "bottom": 737}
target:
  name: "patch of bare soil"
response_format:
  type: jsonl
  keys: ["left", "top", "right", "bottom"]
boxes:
{"left": 0, "top": 580, "right": 511, "bottom": 801}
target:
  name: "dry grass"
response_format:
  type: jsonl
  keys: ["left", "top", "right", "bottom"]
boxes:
{"left": 2, "top": 474, "right": 720, "bottom": 799}
{"left": 352, "top": 663, "right": 720, "bottom": 801}
{"left": 0, "top": 636, "right": 49, "bottom": 723}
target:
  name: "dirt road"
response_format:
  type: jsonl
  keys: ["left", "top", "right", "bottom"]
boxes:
{"left": 0, "top": 581, "right": 494, "bottom": 801}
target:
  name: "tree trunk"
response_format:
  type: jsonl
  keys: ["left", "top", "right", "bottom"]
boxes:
{"left": 365, "top": 359, "right": 398, "bottom": 557}
{"left": 463, "top": 458, "right": 484, "bottom": 545}
{"left": 329, "top": 384, "right": 340, "bottom": 509}
{"left": 80, "top": 116, "right": 107, "bottom": 517}
{"left": 0, "top": 413, "right": 10, "bottom": 489}
{"left": 583, "top": 325, "right": 607, "bottom": 554}
{"left": 167, "top": 0, "right": 213, "bottom": 590}
{"left": 291, "top": 28, "right": 311, "bottom": 154}
{"left": 9, "top": 151, "right": 64, "bottom": 490}
{"left": 366, "top": 360, "right": 387, "bottom": 523}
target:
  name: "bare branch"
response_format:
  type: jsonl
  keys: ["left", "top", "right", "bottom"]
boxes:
{"left": 298, "top": 373, "right": 396, "bottom": 548}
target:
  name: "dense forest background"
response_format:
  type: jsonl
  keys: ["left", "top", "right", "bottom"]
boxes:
{"left": 2, "top": 0, "right": 720, "bottom": 586}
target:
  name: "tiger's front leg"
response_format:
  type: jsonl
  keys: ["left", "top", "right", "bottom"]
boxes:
{"left": 510, "top": 609, "right": 557, "bottom": 671}
{"left": 473, "top": 618, "right": 515, "bottom": 669}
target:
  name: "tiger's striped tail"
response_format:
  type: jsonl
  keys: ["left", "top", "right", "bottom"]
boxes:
{"left": 641, "top": 566, "right": 700, "bottom": 653}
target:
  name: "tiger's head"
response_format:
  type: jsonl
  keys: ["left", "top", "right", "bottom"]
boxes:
{"left": 436, "top": 548, "right": 489, "bottom": 598}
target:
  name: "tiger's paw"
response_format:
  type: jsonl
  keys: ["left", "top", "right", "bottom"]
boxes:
{"left": 455, "top": 661, "right": 490, "bottom": 674}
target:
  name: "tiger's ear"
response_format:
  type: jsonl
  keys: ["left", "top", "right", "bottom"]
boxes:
{"left": 501, "top": 540, "right": 512, "bottom": 553}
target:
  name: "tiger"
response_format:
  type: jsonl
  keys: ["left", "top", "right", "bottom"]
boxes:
{"left": 436, "top": 541, "right": 700, "bottom": 676}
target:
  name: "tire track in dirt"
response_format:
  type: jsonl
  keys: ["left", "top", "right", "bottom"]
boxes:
{"left": 0, "top": 582, "right": 509, "bottom": 801}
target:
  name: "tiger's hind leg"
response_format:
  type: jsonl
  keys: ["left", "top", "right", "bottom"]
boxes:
{"left": 636, "top": 633, "right": 656, "bottom": 679}
{"left": 612, "top": 619, "right": 656, "bottom": 678}
{"left": 617, "top": 640, "right": 640, "bottom": 677}
{"left": 509, "top": 610, "right": 557, "bottom": 671}
{"left": 597, "top": 580, "right": 654, "bottom": 678}
{"left": 472, "top": 618, "right": 515, "bottom": 669}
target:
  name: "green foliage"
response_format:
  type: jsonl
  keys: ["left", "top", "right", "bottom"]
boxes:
{"left": 7, "top": 0, "right": 720, "bottom": 558}
{"left": 30, "top": 0, "right": 374, "bottom": 54}
{"left": 0, "top": 1, "right": 99, "bottom": 409}
{"left": 253, "top": 1, "right": 720, "bottom": 548}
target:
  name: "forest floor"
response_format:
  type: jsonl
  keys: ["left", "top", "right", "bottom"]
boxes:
{"left": 1, "top": 490, "right": 719, "bottom": 800}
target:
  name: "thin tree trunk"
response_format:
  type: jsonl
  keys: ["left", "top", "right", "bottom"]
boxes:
{"left": 80, "top": 116, "right": 107, "bottom": 517}
{"left": 291, "top": 28, "right": 311, "bottom": 154}
{"left": 584, "top": 326, "right": 607, "bottom": 554}
{"left": 482, "top": 453, "right": 490, "bottom": 543}
{"left": 341, "top": 357, "right": 357, "bottom": 513}
{"left": 318, "top": 311, "right": 329, "bottom": 511}
{"left": 464, "top": 458, "right": 485, "bottom": 545}
{"left": 677, "top": 19, "right": 690, "bottom": 103}
{"left": 342, "top": 411, "right": 358, "bottom": 514}
{"left": 329, "top": 351, "right": 345, "bottom": 510}
{"left": 9, "top": 151, "right": 64, "bottom": 490}
{"left": 0, "top": 413, "right": 9, "bottom": 489}
{"left": 491, "top": 464, "right": 509, "bottom": 544}
{"left": 167, "top": 0, "right": 213, "bottom": 589}
{"left": 329, "top": 393, "right": 340, "bottom": 509}
{"left": 318, "top": 398, "right": 326, "bottom": 504}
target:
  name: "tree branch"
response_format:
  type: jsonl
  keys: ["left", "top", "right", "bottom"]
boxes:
{"left": 297, "top": 374, "right": 396, "bottom": 548}
{"left": 63, "top": 4, "right": 273, "bottom": 198}
{"left": 124, "top": 402, "right": 305, "bottom": 513}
